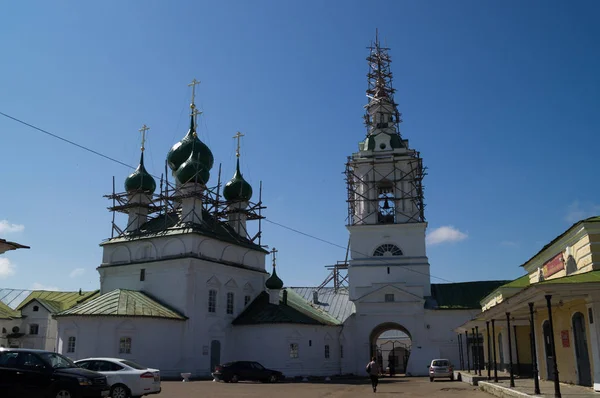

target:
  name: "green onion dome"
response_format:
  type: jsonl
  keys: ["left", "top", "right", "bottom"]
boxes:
{"left": 223, "top": 159, "right": 253, "bottom": 202}
{"left": 175, "top": 140, "right": 211, "bottom": 185}
{"left": 167, "top": 115, "right": 214, "bottom": 172}
{"left": 124, "top": 152, "right": 156, "bottom": 193}
{"left": 265, "top": 267, "right": 284, "bottom": 290}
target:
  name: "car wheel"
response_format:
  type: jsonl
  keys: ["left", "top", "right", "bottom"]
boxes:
{"left": 111, "top": 384, "right": 130, "bottom": 398}
{"left": 231, "top": 374, "right": 239, "bottom": 383}
{"left": 54, "top": 389, "right": 74, "bottom": 398}
{"left": 269, "top": 374, "right": 278, "bottom": 383}
{"left": 429, "top": 377, "right": 434, "bottom": 382}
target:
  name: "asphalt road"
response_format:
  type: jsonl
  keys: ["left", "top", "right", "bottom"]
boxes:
{"left": 158, "top": 376, "right": 490, "bottom": 397}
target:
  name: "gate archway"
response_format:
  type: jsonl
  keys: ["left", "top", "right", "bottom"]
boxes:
{"left": 370, "top": 323, "right": 412, "bottom": 375}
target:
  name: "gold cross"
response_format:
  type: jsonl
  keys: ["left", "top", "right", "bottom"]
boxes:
{"left": 233, "top": 131, "right": 245, "bottom": 158}
{"left": 138, "top": 124, "right": 150, "bottom": 151}
{"left": 271, "top": 247, "right": 278, "bottom": 267}
{"left": 188, "top": 78, "right": 201, "bottom": 110}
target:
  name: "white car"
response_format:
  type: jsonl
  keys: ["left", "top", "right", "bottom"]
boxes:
{"left": 75, "top": 357, "right": 161, "bottom": 398}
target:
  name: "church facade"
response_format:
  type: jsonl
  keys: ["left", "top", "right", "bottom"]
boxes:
{"left": 54, "top": 36, "right": 505, "bottom": 379}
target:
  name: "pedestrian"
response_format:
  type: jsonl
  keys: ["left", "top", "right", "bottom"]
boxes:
{"left": 366, "top": 356, "right": 380, "bottom": 392}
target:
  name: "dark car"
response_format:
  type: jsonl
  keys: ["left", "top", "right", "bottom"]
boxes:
{"left": 212, "top": 361, "right": 284, "bottom": 383}
{"left": 0, "top": 348, "right": 110, "bottom": 398}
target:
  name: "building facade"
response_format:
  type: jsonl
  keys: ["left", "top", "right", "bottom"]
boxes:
{"left": 53, "top": 36, "right": 506, "bottom": 379}
{"left": 458, "top": 216, "right": 600, "bottom": 392}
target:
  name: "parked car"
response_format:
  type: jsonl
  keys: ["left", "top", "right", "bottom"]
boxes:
{"left": 0, "top": 348, "right": 110, "bottom": 398}
{"left": 212, "top": 361, "right": 284, "bottom": 383}
{"left": 75, "top": 357, "right": 161, "bottom": 398}
{"left": 428, "top": 358, "right": 454, "bottom": 381}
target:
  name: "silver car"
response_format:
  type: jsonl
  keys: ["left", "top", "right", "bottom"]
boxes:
{"left": 428, "top": 359, "right": 454, "bottom": 381}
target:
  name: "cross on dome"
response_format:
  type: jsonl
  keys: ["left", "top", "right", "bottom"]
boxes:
{"left": 233, "top": 131, "right": 245, "bottom": 158}
{"left": 271, "top": 247, "right": 278, "bottom": 267}
{"left": 138, "top": 124, "right": 149, "bottom": 152}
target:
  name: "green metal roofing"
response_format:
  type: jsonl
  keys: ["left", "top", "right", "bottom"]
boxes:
{"left": 223, "top": 159, "right": 253, "bottom": 202}
{"left": 520, "top": 216, "right": 600, "bottom": 268}
{"left": 429, "top": 281, "right": 511, "bottom": 309}
{"left": 500, "top": 274, "right": 530, "bottom": 289}
{"left": 0, "top": 301, "right": 20, "bottom": 320}
{"left": 124, "top": 152, "right": 156, "bottom": 194}
{"left": 538, "top": 269, "right": 600, "bottom": 285}
{"left": 55, "top": 289, "right": 187, "bottom": 320}
{"left": 17, "top": 290, "right": 100, "bottom": 312}
{"left": 232, "top": 289, "right": 341, "bottom": 326}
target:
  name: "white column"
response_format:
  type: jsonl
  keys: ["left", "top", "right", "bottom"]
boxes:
{"left": 227, "top": 202, "right": 248, "bottom": 236}
{"left": 586, "top": 295, "right": 600, "bottom": 391}
{"left": 127, "top": 193, "right": 150, "bottom": 232}
{"left": 181, "top": 183, "right": 203, "bottom": 224}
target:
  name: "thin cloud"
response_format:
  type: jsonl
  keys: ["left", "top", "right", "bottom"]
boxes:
{"left": 30, "top": 282, "right": 60, "bottom": 291}
{"left": 565, "top": 201, "right": 600, "bottom": 223}
{"left": 69, "top": 268, "right": 85, "bottom": 278}
{"left": 427, "top": 226, "right": 468, "bottom": 246}
{"left": 0, "top": 258, "right": 16, "bottom": 279}
{"left": 0, "top": 220, "right": 24, "bottom": 234}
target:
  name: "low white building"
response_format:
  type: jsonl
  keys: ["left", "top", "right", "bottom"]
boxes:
{"left": 53, "top": 36, "right": 507, "bottom": 378}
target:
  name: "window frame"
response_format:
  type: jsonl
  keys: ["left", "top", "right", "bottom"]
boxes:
{"left": 324, "top": 344, "right": 330, "bottom": 359}
{"left": 385, "top": 293, "right": 395, "bottom": 302}
{"left": 67, "top": 336, "right": 76, "bottom": 353}
{"left": 244, "top": 295, "right": 251, "bottom": 307}
{"left": 289, "top": 343, "right": 299, "bottom": 359}
{"left": 119, "top": 336, "right": 132, "bottom": 355}
{"left": 208, "top": 289, "right": 217, "bottom": 313}
{"left": 29, "top": 324, "right": 39, "bottom": 335}
{"left": 226, "top": 292, "right": 234, "bottom": 315}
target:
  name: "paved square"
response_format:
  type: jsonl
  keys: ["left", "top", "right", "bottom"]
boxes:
{"left": 158, "top": 377, "right": 489, "bottom": 397}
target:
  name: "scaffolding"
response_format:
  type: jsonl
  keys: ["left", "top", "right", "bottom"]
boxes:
{"left": 105, "top": 162, "right": 266, "bottom": 246}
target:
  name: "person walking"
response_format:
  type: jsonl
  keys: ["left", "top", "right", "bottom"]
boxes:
{"left": 366, "top": 357, "right": 380, "bottom": 392}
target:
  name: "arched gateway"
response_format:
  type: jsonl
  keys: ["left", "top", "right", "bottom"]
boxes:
{"left": 370, "top": 323, "right": 412, "bottom": 375}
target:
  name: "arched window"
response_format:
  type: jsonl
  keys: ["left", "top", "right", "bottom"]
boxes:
{"left": 373, "top": 244, "right": 402, "bottom": 257}
{"left": 377, "top": 183, "right": 395, "bottom": 224}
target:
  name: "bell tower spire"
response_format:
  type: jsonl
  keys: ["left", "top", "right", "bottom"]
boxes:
{"left": 345, "top": 32, "right": 431, "bottom": 302}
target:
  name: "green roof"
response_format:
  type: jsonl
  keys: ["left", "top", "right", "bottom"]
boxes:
{"left": 0, "top": 301, "right": 20, "bottom": 319}
{"left": 500, "top": 274, "right": 530, "bottom": 289}
{"left": 539, "top": 269, "right": 600, "bottom": 285}
{"left": 17, "top": 290, "right": 100, "bottom": 312}
{"left": 430, "top": 281, "right": 511, "bottom": 309}
{"left": 520, "top": 216, "right": 600, "bottom": 268}
{"left": 55, "top": 289, "right": 187, "bottom": 320}
{"left": 233, "top": 289, "right": 341, "bottom": 326}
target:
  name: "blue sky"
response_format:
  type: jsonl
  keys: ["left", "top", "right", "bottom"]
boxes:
{"left": 1, "top": 1, "right": 599, "bottom": 291}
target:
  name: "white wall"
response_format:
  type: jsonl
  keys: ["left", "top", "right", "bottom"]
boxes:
{"left": 57, "top": 317, "right": 186, "bottom": 378}
{"left": 19, "top": 302, "right": 57, "bottom": 351}
{"left": 230, "top": 324, "right": 342, "bottom": 377}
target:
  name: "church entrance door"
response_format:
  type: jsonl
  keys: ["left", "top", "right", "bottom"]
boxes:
{"left": 210, "top": 340, "right": 221, "bottom": 372}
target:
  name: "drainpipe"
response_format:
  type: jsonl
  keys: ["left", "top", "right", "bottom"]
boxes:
{"left": 465, "top": 330, "right": 471, "bottom": 373}
{"left": 486, "top": 321, "right": 491, "bottom": 380}
{"left": 492, "top": 319, "right": 498, "bottom": 382}
{"left": 545, "top": 295, "right": 561, "bottom": 398}
{"left": 529, "top": 302, "right": 541, "bottom": 395}
{"left": 506, "top": 312, "right": 515, "bottom": 387}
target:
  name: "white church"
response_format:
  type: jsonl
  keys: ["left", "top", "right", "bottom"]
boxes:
{"left": 54, "top": 36, "right": 506, "bottom": 378}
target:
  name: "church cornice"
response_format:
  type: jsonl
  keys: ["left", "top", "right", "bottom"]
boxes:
{"left": 97, "top": 251, "right": 269, "bottom": 274}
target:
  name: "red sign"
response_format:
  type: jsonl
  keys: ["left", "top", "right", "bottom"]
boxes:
{"left": 543, "top": 252, "right": 565, "bottom": 278}
{"left": 561, "top": 330, "right": 570, "bottom": 348}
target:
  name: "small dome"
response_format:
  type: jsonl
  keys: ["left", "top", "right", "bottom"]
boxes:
{"left": 223, "top": 159, "right": 253, "bottom": 202}
{"left": 265, "top": 268, "right": 283, "bottom": 290}
{"left": 124, "top": 153, "right": 156, "bottom": 193}
{"left": 167, "top": 115, "right": 214, "bottom": 172}
{"left": 176, "top": 142, "right": 211, "bottom": 185}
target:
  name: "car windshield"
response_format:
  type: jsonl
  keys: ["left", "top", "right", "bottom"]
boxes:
{"left": 38, "top": 352, "right": 77, "bottom": 369}
{"left": 432, "top": 360, "right": 449, "bottom": 367}
{"left": 119, "top": 360, "right": 147, "bottom": 370}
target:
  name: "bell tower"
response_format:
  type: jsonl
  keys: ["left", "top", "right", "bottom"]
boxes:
{"left": 346, "top": 33, "right": 430, "bottom": 300}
